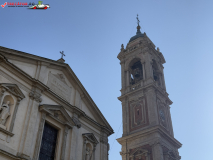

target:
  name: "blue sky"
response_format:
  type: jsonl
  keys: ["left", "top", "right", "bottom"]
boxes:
{"left": 1, "top": 0, "right": 213, "bottom": 159}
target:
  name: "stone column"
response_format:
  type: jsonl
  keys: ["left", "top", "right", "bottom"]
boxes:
{"left": 142, "top": 62, "right": 146, "bottom": 80}
{"left": 121, "top": 60, "right": 125, "bottom": 90}
{"left": 126, "top": 71, "right": 130, "bottom": 87}
{"left": 60, "top": 125, "right": 69, "bottom": 160}
{"left": 33, "top": 112, "right": 46, "bottom": 160}
{"left": 167, "top": 105, "right": 174, "bottom": 136}
{"left": 160, "top": 70, "right": 166, "bottom": 90}
{"left": 152, "top": 141, "right": 164, "bottom": 160}
{"left": 125, "top": 99, "right": 130, "bottom": 134}
{"left": 122, "top": 101, "right": 127, "bottom": 137}
{"left": 144, "top": 58, "right": 154, "bottom": 84}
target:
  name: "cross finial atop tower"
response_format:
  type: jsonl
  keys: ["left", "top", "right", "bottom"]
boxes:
{"left": 60, "top": 51, "right": 65, "bottom": 59}
{"left": 136, "top": 14, "right": 141, "bottom": 33}
{"left": 136, "top": 14, "right": 140, "bottom": 26}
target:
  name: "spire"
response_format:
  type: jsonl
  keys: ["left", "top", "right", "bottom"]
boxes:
{"left": 136, "top": 14, "right": 141, "bottom": 34}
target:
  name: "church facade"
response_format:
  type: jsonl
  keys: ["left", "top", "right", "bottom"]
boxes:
{"left": 117, "top": 19, "right": 182, "bottom": 160}
{"left": 0, "top": 46, "right": 113, "bottom": 160}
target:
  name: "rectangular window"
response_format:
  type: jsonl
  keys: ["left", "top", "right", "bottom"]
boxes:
{"left": 39, "top": 122, "right": 58, "bottom": 160}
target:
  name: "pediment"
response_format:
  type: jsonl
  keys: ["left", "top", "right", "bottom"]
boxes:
{"left": 82, "top": 133, "right": 99, "bottom": 144}
{"left": 0, "top": 47, "right": 113, "bottom": 135}
{"left": 130, "top": 148, "right": 148, "bottom": 156}
{"left": 39, "top": 105, "right": 80, "bottom": 128}
{"left": 0, "top": 83, "right": 25, "bottom": 99}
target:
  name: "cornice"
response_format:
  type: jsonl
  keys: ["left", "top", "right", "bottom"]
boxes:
{"left": 117, "top": 125, "right": 182, "bottom": 149}
{"left": 118, "top": 83, "right": 172, "bottom": 105}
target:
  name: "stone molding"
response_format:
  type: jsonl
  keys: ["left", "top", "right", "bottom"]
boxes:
{"left": 82, "top": 133, "right": 99, "bottom": 160}
{"left": 0, "top": 149, "right": 27, "bottom": 160}
{"left": 117, "top": 126, "right": 182, "bottom": 149}
{"left": 33, "top": 105, "right": 74, "bottom": 160}
{"left": 39, "top": 105, "right": 76, "bottom": 128}
{"left": 32, "top": 112, "right": 46, "bottom": 160}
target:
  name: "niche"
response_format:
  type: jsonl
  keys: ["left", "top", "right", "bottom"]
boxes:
{"left": 0, "top": 95, "right": 15, "bottom": 130}
{"left": 85, "top": 143, "right": 93, "bottom": 160}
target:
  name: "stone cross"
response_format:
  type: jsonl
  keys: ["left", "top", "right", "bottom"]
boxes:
{"left": 60, "top": 51, "right": 65, "bottom": 59}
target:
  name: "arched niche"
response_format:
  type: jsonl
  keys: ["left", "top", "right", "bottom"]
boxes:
{"left": 85, "top": 143, "right": 93, "bottom": 160}
{"left": 129, "top": 58, "right": 143, "bottom": 85}
{"left": 0, "top": 83, "right": 25, "bottom": 142}
{"left": 82, "top": 133, "right": 99, "bottom": 160}
{"left": 1, "top": 95, "right": 15, "bottom": 130}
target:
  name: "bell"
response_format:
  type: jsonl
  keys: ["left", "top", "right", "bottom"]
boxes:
{"left": 135, "top": 71, "right": 140, "bottom": 78}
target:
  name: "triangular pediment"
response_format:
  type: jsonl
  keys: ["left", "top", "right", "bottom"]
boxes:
{"left": 0, "top": 46, "right": 113, "bottom": 135}
{"left": 130, "top": 148, "right": 148, "bottom": 156}
{"left": 0, "top": 83, "right": 25, "bottom": 99}
{"left": 39, "top": 105, "right": 79, "bottom": 128}
{"left": 82, "top": 133, "right": 99, "bottom": 144}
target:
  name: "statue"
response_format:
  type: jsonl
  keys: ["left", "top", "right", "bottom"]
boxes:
{"left": 121, "top": 44, "right": 124, "bottom": 51}
{"left": 85, "top": 147, "right": 92, "bottom": 160}
{"left": 0, "top": 101, "right": 11, "bottom": 125}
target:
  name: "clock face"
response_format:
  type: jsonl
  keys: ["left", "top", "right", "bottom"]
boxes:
{"left": 159, "top": 109, "right": 165, "bottom": 121}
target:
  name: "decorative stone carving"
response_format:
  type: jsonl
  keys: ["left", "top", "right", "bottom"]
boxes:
{"left": 29, "top": 90, "right": 42, "bottom": 103}
{"left": 39, "top": 105, "right": 75, "bottom": 128}
{"left": 0, "top": 101, "right": 10, "bottom": 126}
{"left": 72, "top": 116, "right": 81, "bottom": 128}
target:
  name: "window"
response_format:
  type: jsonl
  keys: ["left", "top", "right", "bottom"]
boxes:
{"left": 39, "top": 123, "right": 58, "bottom": 160}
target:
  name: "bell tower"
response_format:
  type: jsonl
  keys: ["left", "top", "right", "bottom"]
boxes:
{"left": 117, "top": 15, "right": 182, "bottom": 160}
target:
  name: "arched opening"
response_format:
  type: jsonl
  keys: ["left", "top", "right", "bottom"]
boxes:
{"left": 129, "top": 59, "right": 143, "bottom": 85}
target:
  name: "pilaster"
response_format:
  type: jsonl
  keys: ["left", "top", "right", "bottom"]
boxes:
{"left": 60, "top": 125, "right": 70, "bottom": 160}
{"left": 152, "top": 141, "right": 164, "bottom": 160}
{"left": 21, "top": 88, "right": 42, "bottom": 158}
{"left": 70, "top": 126, "right": 79, "bottom": 160}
